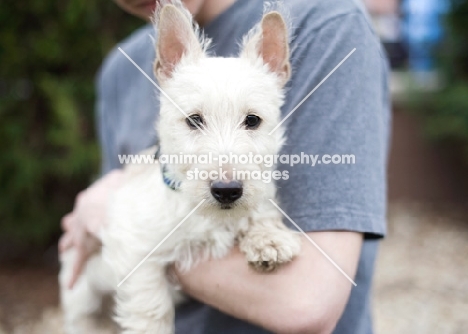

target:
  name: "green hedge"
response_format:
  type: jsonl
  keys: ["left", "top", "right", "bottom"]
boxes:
{"left": 0, "top": 1, "right": 141, "bottom": 246}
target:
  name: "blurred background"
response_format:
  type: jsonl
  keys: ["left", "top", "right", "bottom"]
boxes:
{"left": 0, "top": 0, "right": 467, "bottom": 333}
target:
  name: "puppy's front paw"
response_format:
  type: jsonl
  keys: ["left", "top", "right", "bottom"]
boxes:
{"left": 241, "top": 230, "right": 301, "bottom": 272}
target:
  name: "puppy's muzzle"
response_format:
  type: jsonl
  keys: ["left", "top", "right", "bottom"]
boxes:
{"left": 210, "top": 181, "right": 243, "bottom": 204}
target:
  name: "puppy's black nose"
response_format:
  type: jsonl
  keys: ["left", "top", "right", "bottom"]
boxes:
{"left": 210, "top": 181, "right": 243, "bottom": 204}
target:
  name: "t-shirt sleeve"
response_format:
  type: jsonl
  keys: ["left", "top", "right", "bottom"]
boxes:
{"left": 95, "top": 49, "right": 121, "bottom": 175}
{"left": 276, "top": 11, "right": 390, "bottom": 238}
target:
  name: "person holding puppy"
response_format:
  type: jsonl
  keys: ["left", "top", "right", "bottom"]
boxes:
{"left": 60, "top": 0, "right": 390, "bottom": 333}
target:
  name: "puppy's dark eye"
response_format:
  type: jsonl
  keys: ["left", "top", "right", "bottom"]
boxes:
{"left": 186, "top": 114, "right": 204, "bottom": 129}
{"left": 245, "top": 115, "right": 261, "bottom": 129}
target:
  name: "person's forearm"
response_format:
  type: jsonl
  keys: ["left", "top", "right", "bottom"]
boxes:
{"left": 177, "top": 231, "right": 362, "bottom": 334}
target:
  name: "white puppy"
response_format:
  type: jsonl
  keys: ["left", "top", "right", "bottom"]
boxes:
{"left": 60, "top": 2, "right": 301, "bottom": 333}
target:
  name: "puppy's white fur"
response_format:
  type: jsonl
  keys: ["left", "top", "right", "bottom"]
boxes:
{"left": 60, "top": 2, "right": 300, "bottom": 333}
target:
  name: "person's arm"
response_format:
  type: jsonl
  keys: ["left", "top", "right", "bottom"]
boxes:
{"left": 59, "top": 169, "right": 124, "bottom": 288}
{"left": 177, "top": 231, "right": 363, "bottom": 334}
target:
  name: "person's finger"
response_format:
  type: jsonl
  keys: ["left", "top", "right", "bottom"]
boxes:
{"left": 74, "top": 191, "right": 86, "bottom": 210}
{"left": 58, "top": 233, "right": 74, "bottom": 253}
{"left": 61, "top": 213, "right": 74, "bottom": 231}
{"left": 68, "top": 248, "right": 87, "bottom": 289}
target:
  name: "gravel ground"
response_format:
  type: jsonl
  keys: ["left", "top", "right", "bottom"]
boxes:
{"left": 1, "top": 203, "right": 467, "bottom": 334}
{"left": 374, "top": 203, "right": 468, "bottom": 334}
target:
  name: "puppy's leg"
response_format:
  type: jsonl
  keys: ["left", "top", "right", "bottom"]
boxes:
{"left": 60, "top": 250, "right": 106, "bottom": 334}
{"left": 116, "top": 264, "right": 174, "bottom": 334}
{"left": 239, "top": 204, "right": 301, "bottom": 272}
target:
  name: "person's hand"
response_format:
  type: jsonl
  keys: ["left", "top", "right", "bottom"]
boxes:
{"left": 59, "top": 169, "right": 124, "bottom": 288}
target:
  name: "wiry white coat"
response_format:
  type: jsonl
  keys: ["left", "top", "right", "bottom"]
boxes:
{"left": 60, "top": 2, "right": 300, "bottom": 333}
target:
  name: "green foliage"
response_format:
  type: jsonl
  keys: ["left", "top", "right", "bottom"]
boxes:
{"left": 0, "top": 0, "right": 142, "bottom": 245}
{"left": 442, "top": 0, "right": 468, "bottom": 81}
{"left": 422, "top": 83, "right": 468, "bottom": 142}
{"left": 413, "top": 0, "right": 468, "bottom": 157}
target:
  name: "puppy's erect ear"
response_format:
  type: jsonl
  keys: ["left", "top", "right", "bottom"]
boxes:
{"left": 241, "top": 11, "right": 291, "bottom": 86}
{"left": 154, "top": 4, "right": 204, "bottom": 83}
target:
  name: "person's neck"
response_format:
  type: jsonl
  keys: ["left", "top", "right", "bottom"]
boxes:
{"left": 195, "top": 0, "right": 237, "bottom": 27}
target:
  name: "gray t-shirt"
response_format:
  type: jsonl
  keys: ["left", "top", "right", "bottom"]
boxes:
{"left": 96, "top": 0, "right": 390, "bottom": 333}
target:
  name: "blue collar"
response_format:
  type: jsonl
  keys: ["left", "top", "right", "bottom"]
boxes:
{"left": 154, "top": 146, "right": 181, "bottom": 191}
{"left": 161, "top": 164, "right": 181, "bottom": 191}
